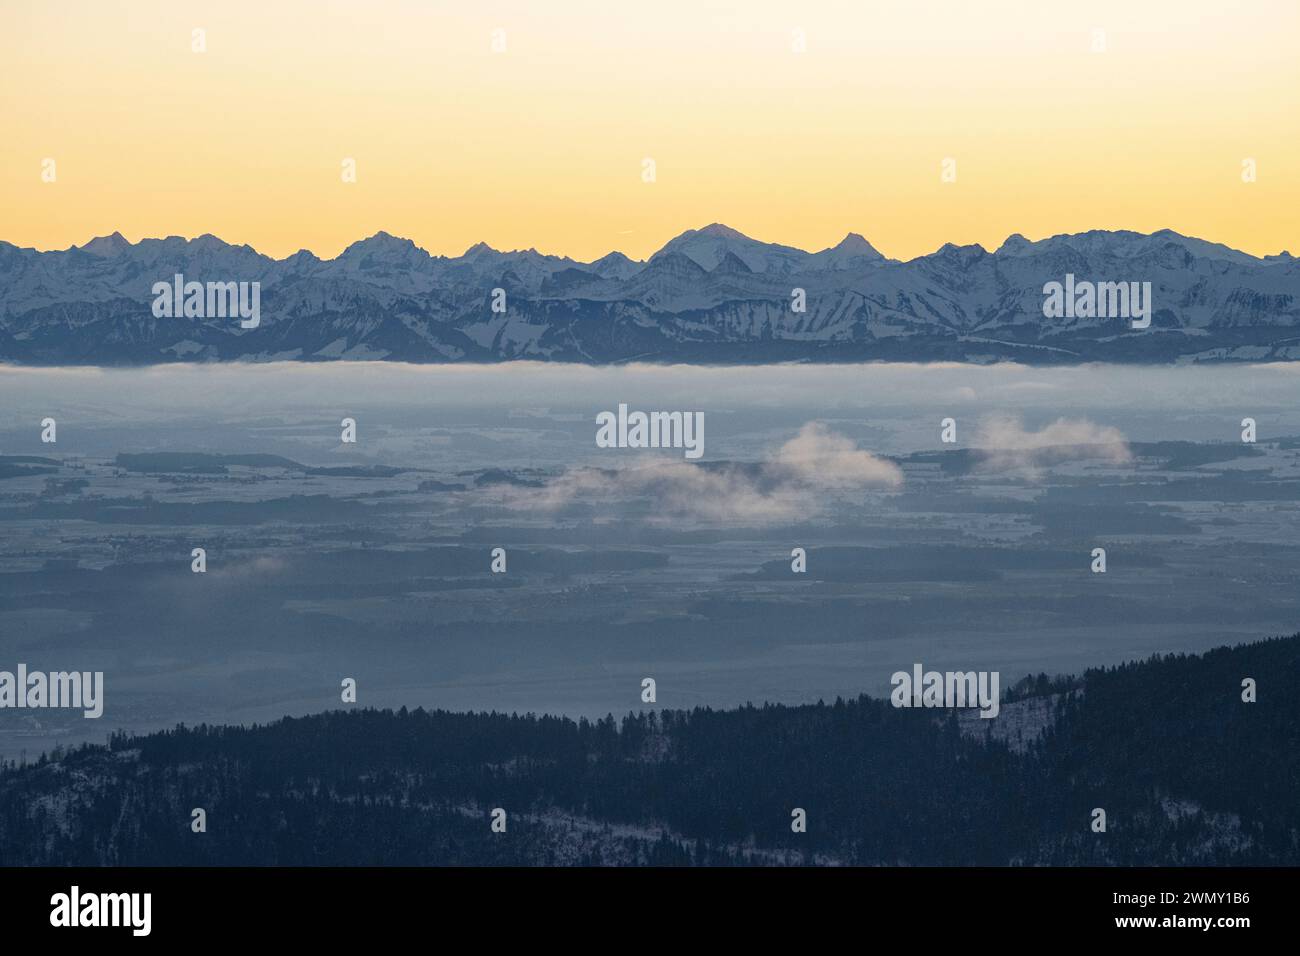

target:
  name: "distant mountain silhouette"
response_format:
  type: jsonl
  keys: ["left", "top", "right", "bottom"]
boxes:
{"left": 1, "top": 225, "right": 1297, "bottom": 365}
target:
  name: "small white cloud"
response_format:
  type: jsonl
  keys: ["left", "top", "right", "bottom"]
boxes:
{"left": 490, "top": 422, "right": 901, "bottom": 525}
{"left": 972, "top": 414, "right": 1130, "bottom": 477}
{"left": 772, "top": 422, "right": 904, "bottom": 489}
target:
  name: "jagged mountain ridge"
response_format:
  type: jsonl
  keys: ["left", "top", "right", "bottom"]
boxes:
{"left": 1, "top": 224, "right": 1297, "bottom": 365}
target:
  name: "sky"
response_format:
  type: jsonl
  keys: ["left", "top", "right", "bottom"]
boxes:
{"left": 2, "top": 0, "right": 1297, "bottom": 263}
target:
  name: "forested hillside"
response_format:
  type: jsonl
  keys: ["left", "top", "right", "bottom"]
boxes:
{"left": 2, "top": 634, "right": 1296, "bottom": 866}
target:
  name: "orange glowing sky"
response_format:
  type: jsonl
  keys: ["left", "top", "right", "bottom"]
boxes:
{"left": 2, "top": 0, "right": 1297, "bottom": 262}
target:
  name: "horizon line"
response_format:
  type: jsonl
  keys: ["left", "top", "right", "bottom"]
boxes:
{"left": 4, "top": 223, "right": 1295, "bottom": 268}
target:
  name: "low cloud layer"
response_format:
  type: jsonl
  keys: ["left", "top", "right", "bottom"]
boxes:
{"left": 972, "top": 414, "right": 1131, "bottom": 476}
{"left": 489, "top": 422, "right": 902, "bottom": 525}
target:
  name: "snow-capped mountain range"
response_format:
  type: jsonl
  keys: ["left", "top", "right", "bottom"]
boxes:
{"left": 1, "top": 223, "right": 1297, "bottom": 365}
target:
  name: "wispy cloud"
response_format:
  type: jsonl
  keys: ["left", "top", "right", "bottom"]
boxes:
{"left": 972, "top": 414, "right": 1130, "bottom": 477}
{"left": 770, "top": 422, "right": 906, "bottom": 489}
{"left": 488, "top": 422, "right": 902, "bottom": 525}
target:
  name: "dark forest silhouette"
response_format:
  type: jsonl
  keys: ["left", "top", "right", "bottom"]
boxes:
{"left": 2, "top": 634, "right": 1296, "bottom": 866}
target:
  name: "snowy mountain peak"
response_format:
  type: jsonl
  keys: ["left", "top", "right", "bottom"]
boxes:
{"left": 79, "top": 232, "right": 132, "bottom": 257}
{"left": 933, "top": 241, "right": 989, "bottom": 260}
{"left": 653, "top": 223, "right": 808, "bottom": 274}
{"left": 695, "top": 223, "right": 749, "bottom": 240}
{"left": 588, "top": 250, "right": 644, "bottom": 280}
{"left": 339, "top": 231, "right": 430, "bottom": 262}
{"left": 190, "top": 233, "right": 237, "bottom": 252}
{"left": 995, "top": 233, "right": 1032, "bottom": 255}
{"left": 281, "top": 248, "right": 321, "bottom": 267}
{"left": 835, "top": 232, "right": 876, "bottom": 253}
{"left": 810, "top": 232, "right": 886, "bottom": 269}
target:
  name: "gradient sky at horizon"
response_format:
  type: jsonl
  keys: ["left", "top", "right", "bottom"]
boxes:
{"left": 2, "top": 0, "right": 1297, "bottom": 262}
